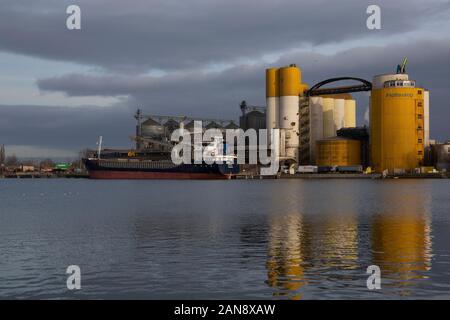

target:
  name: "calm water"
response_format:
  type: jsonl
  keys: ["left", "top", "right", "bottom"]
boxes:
{"left": 0, "top": 179, "right": 450, "bottom": 299}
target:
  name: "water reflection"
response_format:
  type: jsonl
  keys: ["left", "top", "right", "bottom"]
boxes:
{"left": 308, "top": 190, "right": 359, "bottom": 270}
{"left": 265, "top": 181, "right": 433, "bottom": 299}
{"left": 370, "top": 185, "right": 432, "bottom": 296}
{"left": 266, "top": 213, "right": 306, "bottom": 299}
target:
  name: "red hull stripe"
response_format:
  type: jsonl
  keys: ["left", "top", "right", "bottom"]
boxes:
{"left": 89, "top": 170, "right": 231, "bottom": 180}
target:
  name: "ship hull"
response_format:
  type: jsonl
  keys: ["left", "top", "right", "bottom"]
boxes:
{"left": 89, "top": 170, "right": 230, "bottom": 180}
{"left": 83, "top": 158, "right": 238, "bottom": 180}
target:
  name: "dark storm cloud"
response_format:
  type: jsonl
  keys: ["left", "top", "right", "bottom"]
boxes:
{"left": 0, "top": 105, "right": 135, "bottom": 151}
{"left": 2, "top": 0, "right": 450, "bottom": 155}
{"left": 36, "top": 39, "right": 450, "bottom": 140}
{"left": 0, "top": 0, "right": 447, "bottom": 73}
{"left": 37, "top": 64, "right": 264, "bottom": 118}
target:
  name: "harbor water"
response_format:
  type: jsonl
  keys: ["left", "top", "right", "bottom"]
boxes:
{"left": 0, "top": 179, "right": 449, "bottom": 299}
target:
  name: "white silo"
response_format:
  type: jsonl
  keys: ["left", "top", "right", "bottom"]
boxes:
{"left": 279, "top": 65, "right": 301, "bottom": 160}
{"left": 372, "top": 73, "right": 409, "bottom": 89}
{"left": 344, "top": 99, "right": 356, "bottom": 128}
{"left": 322, "top": 97, "right": 335, "bottom": 138}
{"left": 266, "top": 68, "right": 279, "bottom": 146}
{"left": 309, "top": 96, "right": 324, "bottom": 164}
{"left": 334, "top": 98, "right": 345, "bottom": 132}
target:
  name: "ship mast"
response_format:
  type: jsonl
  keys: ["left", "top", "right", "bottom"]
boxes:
{"left": 97, "top": 136, "right": 103, "bottom": 159}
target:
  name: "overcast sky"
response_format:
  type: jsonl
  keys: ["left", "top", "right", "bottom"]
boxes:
{"left": 1, "top": 0, "right": 450, "bottom": 158}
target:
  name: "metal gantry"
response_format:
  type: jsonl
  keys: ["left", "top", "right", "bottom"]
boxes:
{"left": 307, "top": 77, "right": 372, "bottom": 96}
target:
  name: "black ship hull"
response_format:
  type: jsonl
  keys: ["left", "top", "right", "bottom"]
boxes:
{"left": 83, "top": 158, "right": 239, "bottom": 180}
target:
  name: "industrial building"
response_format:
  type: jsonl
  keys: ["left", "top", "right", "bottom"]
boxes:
{"left": 263, "top": 64, "right": 366, "bottom": 172}
{"left": 316, "top": 137, "right": 361, "bottom": 167}
{"left": 306, "top": 93, "right": 357, "bottom": 164}
{"left": 256, "top": 59, "right": 441, "bottom": 175}
{"left": 337, "top": 127, "right": 370, "bottom": 168}
{"left": 134, "top": 109, "right": 238, "bottom": 151}
{"left": 132, "top": 58, "right": 444, "bottom": 176}
{"left": 239, "top": 101, "right": 266, "bottom": 131}
{"left": 431, "top": 142, "right": 450, "bottom": 172}
{"left": 370, "top": 73, "right": 428, "bottom": 173}
{"left": 265, "top": 65, "right": 309, "bottom": 167}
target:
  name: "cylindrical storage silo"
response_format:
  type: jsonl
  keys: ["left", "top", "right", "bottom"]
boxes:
{"left": 424, "top": 90, "right": 430, "bottom": 147}
{"left": 370, "top": 74, "right": 424, "bottom": 173}
{"left": 322, "top": 97, "right": 335, "bottom": 138}
{"left": 372, "top": 73, "right": 409, "bottom": 89}
{"left": 333, "top": 99, "right": 345, "bottom": 132}
{"left": 141, "top": 118, "right": 164, "bottom": 139}
{"left": 316, "top": 137, "right": 361, "bottom": 167}
{"left": 266, "top": 68, "right": 279, "bottom": 146}
{"left": 279, "top": 65, "right": 301, "bottom": 159}
{"left": 344, "top": 99, "right": 356, "bottom": 128}
{"left": 309, "top": 96, "right": 324, "bottom": 164}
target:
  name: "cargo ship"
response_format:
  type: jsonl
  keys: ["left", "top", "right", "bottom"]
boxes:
{"left": 82, "top": 138, "right": 240, "bottom": 180}
{"left": 83, "top": 157, "right": 239, "bottom": 179}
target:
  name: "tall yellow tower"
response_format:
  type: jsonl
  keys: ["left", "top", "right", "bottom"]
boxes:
{"left": 265, "top": 64, "right": 308, "bottom": 166}
{"left": 370, "top": 74, "right": 425, "bottom": 173}
{"left": 278, "top": 65, "right": 302, "bottom": 160}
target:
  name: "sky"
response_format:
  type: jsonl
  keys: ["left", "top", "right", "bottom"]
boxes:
{"left": 1, "top": 0, "right": 450, "bottom": 158}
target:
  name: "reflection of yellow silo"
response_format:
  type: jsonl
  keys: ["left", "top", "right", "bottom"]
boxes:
{"left": 371, "top": 186, "right": 432, "bottom": 293}
{"left": 372, "top": 214, "right": 431, "bottom": 275}
{"left": 266, "top": 214, "right": 306, "bottom": 299}
{"left": 316, "top": 137, "right": 361, "bottom": 166}
{"left": 266, "top": 68, "right": 279, "bottom": 146}
{"left": 370, "top": 74, "right": 425, "bottom": 172}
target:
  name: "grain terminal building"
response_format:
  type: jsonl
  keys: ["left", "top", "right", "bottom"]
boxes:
{"left": 132, "top": 60, "right": 447, "bottom": 175}
{"left": 255, "top": 61, "right": 438, "bottom": 174}
{"left": 370, "top": 74, "right": 429, "bottom": 173}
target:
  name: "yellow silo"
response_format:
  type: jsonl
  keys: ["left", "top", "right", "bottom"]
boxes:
{"left": 370, "top": 74, "right": 424, "bottom": 173}
{"left": 278, "top": 65, "right": 303, "bottom": 160}
{"left": 316, "top": 137, "right": 361, "bottom": 166}
{"left": 279, "top": 65, "right": 302, "bottom": 96}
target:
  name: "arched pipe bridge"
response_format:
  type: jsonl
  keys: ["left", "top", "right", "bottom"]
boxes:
{"left": 306, "top": 77, "right": 372, "bottom": 96}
